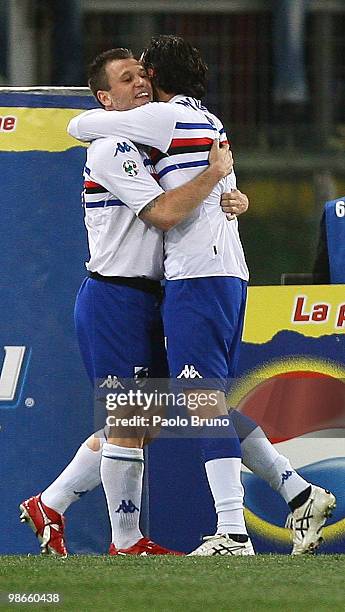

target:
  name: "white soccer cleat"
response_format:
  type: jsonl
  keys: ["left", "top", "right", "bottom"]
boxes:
{"left": 188, "top": 534, "right": 255, "bottom": 556}
{"left": 285, "top": 485, "right": 336, "bottom": 555}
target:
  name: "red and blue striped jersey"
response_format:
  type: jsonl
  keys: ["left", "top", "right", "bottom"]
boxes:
{"left": 69, "top": 97, "right": 248, "bottom": 281}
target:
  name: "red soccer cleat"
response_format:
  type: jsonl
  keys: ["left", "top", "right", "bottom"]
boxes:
{"left": 19, "top": 494, "right": 67, "bottom": 557}
{"left": 109, "top": 537, "right": 184, "bottom": 556}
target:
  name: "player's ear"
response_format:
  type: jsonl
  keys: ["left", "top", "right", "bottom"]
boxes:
{"left": 97, "top": 90, "right": 112, "bottom": 109}
{"left": 146, "top": 67, "right": 155, "bottom": 79}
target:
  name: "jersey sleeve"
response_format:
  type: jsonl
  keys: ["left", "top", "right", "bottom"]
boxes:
{"left": 68, "top": 103, "right": 176, "bottom": 153}
{"left": 89, "top": 137, "right": 164, "bottom": 216}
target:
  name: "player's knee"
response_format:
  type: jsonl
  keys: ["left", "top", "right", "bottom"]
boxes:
{"left": 85, "top": 435, "right": 101, "bottom": 451}
{"left": 107, "top": 435, "right": 144, "bottom": 449}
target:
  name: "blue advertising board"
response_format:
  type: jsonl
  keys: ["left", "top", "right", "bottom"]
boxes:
{"left": 0, "top": 90, "right": 111, "bottom": 554}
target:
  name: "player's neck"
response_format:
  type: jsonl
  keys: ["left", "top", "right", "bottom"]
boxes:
{"left": 155, "top": 88, "right": 175, "bottom": 103}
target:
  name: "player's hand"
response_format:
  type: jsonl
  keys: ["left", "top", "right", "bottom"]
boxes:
{"left": 208, "top": 139, "right": 233, "bottom": 178}
{"left": 221, "top": 189, "right": 249, "bottom": 221}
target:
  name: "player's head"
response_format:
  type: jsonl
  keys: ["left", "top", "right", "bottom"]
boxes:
{"left": 141, "top": 35, "right": 208, "bottom": 99}
{"left": 88, "top": 48, "right": 153, "bottom": 111}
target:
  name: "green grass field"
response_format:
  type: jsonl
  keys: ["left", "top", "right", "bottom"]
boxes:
{"left": 0, "top": 555, "right": 344, "bottom": 611}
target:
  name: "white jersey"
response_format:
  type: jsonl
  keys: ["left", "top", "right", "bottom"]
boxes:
{"left": 69, "top": 96, "right": 249, "bottom": 281}
{"left": 83, "top": 136, "right": 164, "bottom": 279}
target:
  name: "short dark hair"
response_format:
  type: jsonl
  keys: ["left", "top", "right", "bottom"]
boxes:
{"left": 142, "top": 35, "right": 208, "bottom": 98}
{"left": 87, "top": 48, "right": 134, "bottom": 98}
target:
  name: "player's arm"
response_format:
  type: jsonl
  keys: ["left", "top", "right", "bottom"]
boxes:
{"left": 90, "top": 137, "right": 232, "bottom": 231}
{"left": 67, "top": 103, "right": 176, "bottom": 152}
{"left": 139, "top": 140, "right": 233, "bottom": 231}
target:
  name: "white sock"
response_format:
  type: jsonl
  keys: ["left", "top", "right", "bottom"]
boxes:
{"left": 41, "top": 441, "right": 103, "bottom": 514}
{"left": 101, "top": 442, "right": 144, "bottom": 549}
{"left": 205, "top": 458, "right": 247, "bottom": 535}
{"left": 241, "top": 427, "right": 310, "bottom": 503}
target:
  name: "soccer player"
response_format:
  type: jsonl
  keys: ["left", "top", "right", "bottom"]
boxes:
{"left": 67, "top": 36, "right": 336, "bottom": 556}
{"left": 19, "top": 48, "right": 234, "bottom": 557}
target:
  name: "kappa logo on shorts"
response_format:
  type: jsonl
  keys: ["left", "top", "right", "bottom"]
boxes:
{"left": 177, "top": 365, "right": 203, "bottom": 379}
{"left": 114, "top": 141, "right": 136, "bottom": 156}
{"left": 99, "top": 375, "right": 125, "bottom": 389}
{"left": 122, "top": 159, "right": 139, "bottom": 177}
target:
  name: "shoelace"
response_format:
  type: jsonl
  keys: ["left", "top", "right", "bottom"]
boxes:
{"left": 203, "top": 535, "right": 221, "bottom": 541}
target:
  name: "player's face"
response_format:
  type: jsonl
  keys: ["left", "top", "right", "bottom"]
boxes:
{"left": 98, "top": 59, "right": 153, "bottom": 111}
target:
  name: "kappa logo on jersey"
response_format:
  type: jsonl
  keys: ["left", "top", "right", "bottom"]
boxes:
{"left": 114, "top": 141, "right": 136, "bottom": 156}
{"left": 0, "top": 346, "right": 29, "bottom": 408}
{"left": 99, "top": 375, "right": 125, "bottom": 389}
{"left": 122, "top": 159, "right": 139, "bottom": 177}
{"left": 177, "top": 365, "right": 203, "bottom": 379}
{"left": 115, "top": 499, "right": 139, "bottom": 514}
